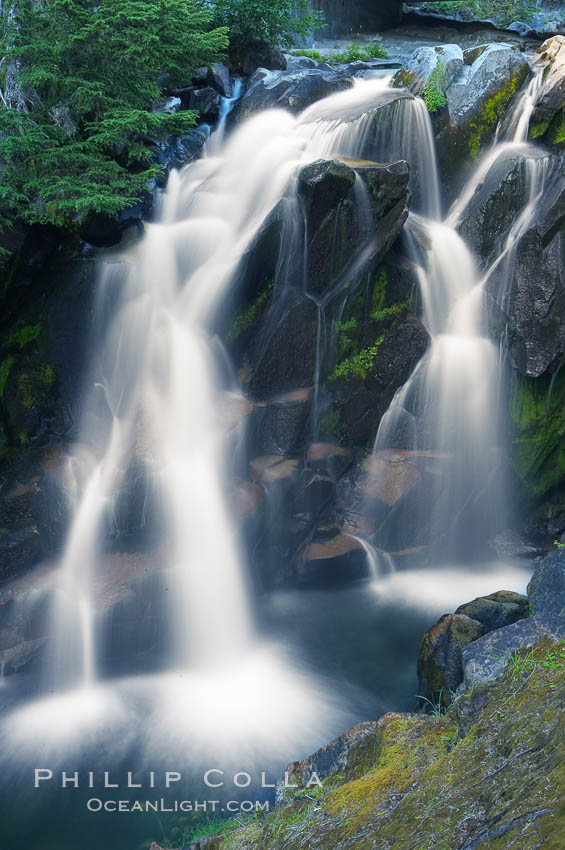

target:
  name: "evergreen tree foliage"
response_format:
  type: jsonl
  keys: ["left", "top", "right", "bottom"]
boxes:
{"left": 212, "top": 0, "right": 324, "bottom": 49}
{"left": 0, "top": 0, "right": 228, "bottom": 232}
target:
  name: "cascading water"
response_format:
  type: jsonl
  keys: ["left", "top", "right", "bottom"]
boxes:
{"left": 370, "top": 58, "right": 561, "bottom": 563}
{"left": 0, "top": 54, "right": 553, "bottom": 850}
{"left": 44, "top": 76, "right": 439, "bottom": 693}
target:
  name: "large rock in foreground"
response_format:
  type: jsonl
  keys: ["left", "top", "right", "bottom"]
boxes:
{"left": 462, "top": 615, "right": 565, "bottom": 687}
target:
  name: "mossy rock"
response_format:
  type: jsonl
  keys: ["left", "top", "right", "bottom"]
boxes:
{"left": 194, "top": 637, "right": 565, "bottom": 850}
{"left": 510, "top": 369, "right": 565, "bottom": 508}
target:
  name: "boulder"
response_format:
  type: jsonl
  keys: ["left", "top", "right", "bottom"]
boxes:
{"left": 417, "top": 613, "right": 487, "bottom": 704}
{"left": 232, "top": 68, "right": 354, "bottom": 123}
{"left": 392, "top": 44, "right": 463, "bottom": 96}
{"left": 462, "top": 615, "right": 565, "bottom": 687}
{"left": 528, "top": 548, "right": 565, "bottom": 617}
{"left": 446, "top": 45, "right": 529, "bottom": 128}
{"left": 207, "top": 63, "right": 232, "bottom": 98}
{"left": 238, "top": 43, "right": 287, "bottom": 76}
{"left": 456, "top": 148, "right": 550, "bottom": 264}
{"left": 187, "top": 86, "right": 222, "bottom": 120}
{"left": 296, "top": 532, "right": 368, "bottom": 586}
{"left": 487, "top": 165, "right": 565, "bottom": 378}
{"left": 251, "top": 388, "right": 312, "bottom": 455}
{"left": 529, "top": 37, "right": 565, "bottom": 146}
{"left": 298, "top": 158, "right": 410, "bottom": 299}
{"left": 455, "top": 590, "right": 530, "bottom": 631}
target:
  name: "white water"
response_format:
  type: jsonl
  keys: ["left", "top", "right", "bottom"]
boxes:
{"left": 371, "top": 58, "right": 558, "bottom": 560}
{"left": 44, "top": 76, "right": 439, "bottom": 694}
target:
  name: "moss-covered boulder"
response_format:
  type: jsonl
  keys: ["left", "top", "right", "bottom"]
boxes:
{"left": 417, "top": 613, "right": 487, "bottom": 704}
{"left": 435, "top": 44, "right": 529, "bottom": 178}
{"left": 193, "top": 637, "right": 565, "bottom": 850}
{"left": 391, "top": 43, "right": 463, "bottom": 96}
{"left": 455, "top": 589, "right": 530, "bottom": 630}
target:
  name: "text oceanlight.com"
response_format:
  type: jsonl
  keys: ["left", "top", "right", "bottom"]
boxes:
{"left": 86, "top": 799, "right": 271, "bottom": 814}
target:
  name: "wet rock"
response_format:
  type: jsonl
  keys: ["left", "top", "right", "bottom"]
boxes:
{"left": 462, "top": 615, "right": 565, "bottom": 687}
{"left": 0, "top": 526, "right": 42, "bottom": 583}
{"left": 306, "top": 442, "right": 353, "bottom": 478}
{"left": 392, "top": 44, "right": 463, "bottom": 96}
{"left": 528, "top": 548, "right": 565, "bottom": 617}
{"left": 165, "top": 126, "right": 210, "bottom": 170}
{"left": 298, "top": 158, "right": 410, "bottom": 299}
{"left": 297, "top": 532, "right": 368, "bottom": 586}
{"left": 488, "top": 165, "right": 565, "bottom": 378}
{"left": 187, "top": 86, "right": 222, "bottom": 121}
{"left": 260, "top": 389, "right": 312, "bottom": 455}
{"left": 232, "top": 68, "right": 353, "bottom": 123}
{"left": 491, "top": 529, "right": 545, "bottom": 559}
{"left": 276, "top": 720, "right": 380, "bottom": 803}
{"left": 457, "top": 149, "right": 549, "bottom": 263}
{"left": 206, "top": 63, "right": 232, "bottom": 98}
{"left": 360, "top": 451, "right": 422, "bottom": 507}
{"left": 418, "top": 613, "right": 487, "bottom": 704}
{"left": 455, "top": 590, "right": 529, "bottom": 631}
{"left": 446, "top": 44, "right": 529, "bottom": 128}
{"left": 530, "top": 37, "right": 565, "bottom": 146}
{"left": 247, "top": 296, "right": 318, "bottom": 398}
{"left": 331, "top": 318, "right": 430, "bottom": 447}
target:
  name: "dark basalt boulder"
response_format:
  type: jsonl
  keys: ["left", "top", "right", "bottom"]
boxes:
{"left": 297, "top": 158, "right": 410, "bottom": 300}
{"left": 488, "top": 165, "right": 565, "bottom": 378}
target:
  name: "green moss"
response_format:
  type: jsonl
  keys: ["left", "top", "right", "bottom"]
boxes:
{"left": 528, "top": 119, "right": 550, "bottom": 140}
{"left": 545, "top": 109, "right": 565, "bottom": 146}
{"left": 370, "top": 301, "right": 407, "bottom": 322}
{"left": 464, "top": 68, "right": 527, "bottom": 159}
{"left": 6, "top": 323, "right": 41, "bottom": 350}
{"left": 202, "top": 637, "right": 565, "bottom": 850}
{"left": 510, "top": 369, "right": 565, "bottom": 499}
{"left": 319, "top": 408, "right": 340, "bottom": 435}
{"left": 394, "top": 69, "right": 416, "bottom": 88}
{"left": 371, "top": 265, "right": 387, "bottom": 314}
{"left": 226, "top": 281, "right": 273, "bottom": 344}
{"left": 329, "top": 335, "right": 384, "bottom": 382}
{"left": 423, "top": 60, "right": 447, "bottom": 114}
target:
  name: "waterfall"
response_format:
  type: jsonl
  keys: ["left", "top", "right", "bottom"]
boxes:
{"left": 45, "top": 77, "right": 437, "bottom": 693}
{"left": 370, "top": 59, "right": 558, "bottom": 562}
{"left": 40, "top": 61, "right": 556, "bottom": 690}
